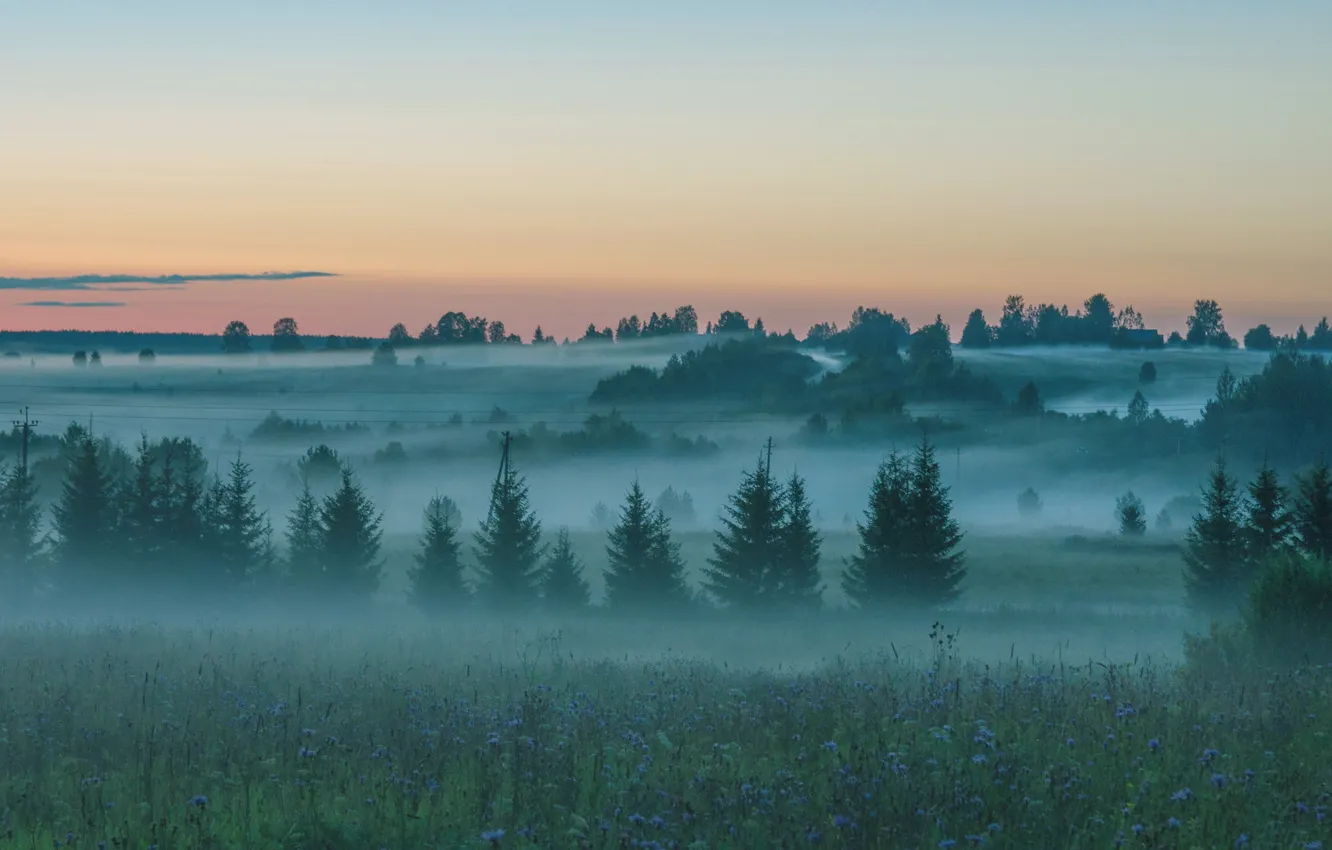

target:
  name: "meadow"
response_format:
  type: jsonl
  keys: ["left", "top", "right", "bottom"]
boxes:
{"left": 0, "top": 621, "right": 1328, "bottom": 849}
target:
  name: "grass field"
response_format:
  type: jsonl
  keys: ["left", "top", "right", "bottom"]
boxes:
{"left": 0, "top": 622, "right": 1328, "bottom": 849}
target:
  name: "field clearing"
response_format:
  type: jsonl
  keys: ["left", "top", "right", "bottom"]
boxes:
{"left": 0, "top": 623, "right": 1327, "bottom": 848}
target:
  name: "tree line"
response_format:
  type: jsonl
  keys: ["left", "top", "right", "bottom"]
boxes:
{"left": 0, "top": 429, "right": 966, "bottom": 617}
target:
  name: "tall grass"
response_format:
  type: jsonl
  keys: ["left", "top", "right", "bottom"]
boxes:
{"left": 0, "top": 622, "right": 1327, "bottom": 848}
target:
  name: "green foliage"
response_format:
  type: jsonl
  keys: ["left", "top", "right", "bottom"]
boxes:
{"left": 221, "top": 319, "right": 251, "bottom": 353}
{"left": 539, "top": 527, "right": 591, "bottom": 612}
{"left": 315, "top": 468, "right": 383, "bottom": 600}
{"left": 959, "top": 308, "right": 992, "bottom": 348}
{"left": 1181, "top": 457, "right": 1247, "bottom": 616}
{"left": 284, "top": 482, "right": 323, "bottom": 587}
{"left": 1292, "top": 457, "right": 1332, "bottom": 561}
{"left": 1115, "top": 491, "right": 1147, "bottom": 536}
{"left": 705, "top": 456, "right": 788, "bottom": 609}
{"left": 51, "top": 436, "right": 117, "bottom": 589}
{"left": 1244, "top": 463, "right": 1292, "bottom": 566}
{"left": 1138, "top": 361, "right": 1157, "bottom": 383}
{"left": 590, "top": 338, "right": 818, "bottom": 405}
{"left": 209, "top": 456, "right": 272, "bottom": 588}
{"left": 0, "top": 464, "right": 42, "bottom": 603}
{"left": 843, "top": 437, "right": 966, "bottom": 608}
{"left": 773, "top": 472, "right": 823, "bottom": 612}
{"left": 407, "top": 495, "right": 468, "bottom": 614}
{"left": 1198, "top": 352, "right": 1332, "bottom": 464}
{"left": 1245, "top": 553, "right": 1332, "bottom": 667}
{"left": 473, "top": 466, "right": 544, "bottom": 612}
{"left": 604, "top": 481, "right": 691, "bottom": 612}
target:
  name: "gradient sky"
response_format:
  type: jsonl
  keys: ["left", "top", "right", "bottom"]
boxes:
{"left": 2, "top": 2, "right": 1329, "bottom": 339}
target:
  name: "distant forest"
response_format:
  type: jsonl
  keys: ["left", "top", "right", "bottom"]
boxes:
{"left": 4, "top": 294, "right": 1331, "bottom": 355}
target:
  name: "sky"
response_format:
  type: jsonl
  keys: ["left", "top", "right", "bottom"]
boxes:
{"left": 1, "top": 1, "right": 1330, "bottom": 340}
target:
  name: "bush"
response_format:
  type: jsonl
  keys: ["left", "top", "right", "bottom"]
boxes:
{"left": 1246, "top": 554, "right": 1332, "bottom": 667}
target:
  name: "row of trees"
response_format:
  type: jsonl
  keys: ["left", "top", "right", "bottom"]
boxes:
{"left": 209, "top": 298, "right": 1311, "bottom": 357}
{"left": 0, "top": 427, "right": 967, "bottom": 615}
{"left": 1180, "top": 456, "right": 1332, "bottom": 616}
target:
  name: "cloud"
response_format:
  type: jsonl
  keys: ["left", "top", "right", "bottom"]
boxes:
{"left": 0, "top": 271, "right": 336, "bottom": 291}
{"left": 19, "top": 300, "right": 128, "bottom": 308}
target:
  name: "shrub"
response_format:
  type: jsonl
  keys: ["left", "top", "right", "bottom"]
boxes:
{"left": 1245, "top": 554, "right": 1332, "bottom": 667}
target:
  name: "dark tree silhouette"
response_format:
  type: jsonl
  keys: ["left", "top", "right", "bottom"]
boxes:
{"left": 1017, "top": 487, "right": 1043, "bottom": 518}
{"left": 775, "top": 472, "right": 823, "bottom": 612}
{"left": 1293, "top": 458, "right": 1332, "bottom": 561}
{"left": 540, "top": 527, "right": 592, "bottom": 611}
{"left": 372, "top": 342, "right": 398, "bottom": 367}
{"left": 0, "top": 463, "right": 42, "bottom": 603}
{"left": 1015, "top": 381, "right": 1043, "bottom": 415}
{"left": 1245, "top": 462, "right": 1292, "bottom": 568}
{"left": 1116, "top": 491, "right": 1147, "bottom": 536}
{"left": 705, "top": 456, "right": 787, "bottom": 609}
{"left": 407, "top": 495, "right": 469, "bottom": 614}
{"left": 1128, "top": 391, "right": 1150, "bottom": 425}
{"left": 284, "top": 481, "right": 323, "bottom": 587}
{"left": 222, "top": 320, "right": 252, "bottom": 353}
{"left": 604, "top": 480, "right": 691, "bottom": 611}
{"left": 1244, "top": 324, "right": 1277, "bottom": 351}
{"left": 1182, "top": 456, "right": 1248, "bottom": 616}
{"left": 903, "top": 435, "right": 966, "bottom": 604}
{"left": 51, "top": 436, "right": 117, "bottom": 591}
{"left": 473, "top": 465, "right": 544, "bottom": 611}
{"left": 1139, "top": 361, "right": 1157, "bottom": 383}
{"left": 1186, "top": 299, "right": 1229, "bottom": 347}
{"left": 317, "top": 467, "right": 383, "bottom": 600}
{"left": 271, "top": 317, "right": 304, "bottom": 353}
{"left": 959, "top": 309, "right": 993, "bottom": 349}
{"left": 842, "top": 454, "right": 912, "bottom": 609}
{"left": 210, "top": 455, "right": 272, "bottom": 587}
{"left": 138, "top": 348, "right": 156, "bottom": 363}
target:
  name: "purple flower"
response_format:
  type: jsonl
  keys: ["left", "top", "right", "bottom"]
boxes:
{"left": 1235, "top": 835, "right": 1250, "bottom": 847}
{"left": 1166, "top": 817, "right": 1181, "bottom": 829}
{"left": 823, "top": 741, "right": 838, "bottom": 752}
{"left": 1148, "top": 738, "right": 1161, "bottom": 751}
{"left": 480, "top": 829, "right": 505, "bottom": 844}
{"left": 1170, "top": 788, "right": 1193, "bottom": 802}
{"left": 188, "top": 795, "right": 208, "bottom": 808}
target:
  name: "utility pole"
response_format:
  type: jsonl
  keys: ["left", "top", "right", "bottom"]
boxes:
{"left": 13, "top": 407, "right": 38, "bottom": 474}
{"left": 764, "top": 436, "right": 773, "bottom": 477}
{"left": 485, "top": 430, "right": 512, "bottom": 527}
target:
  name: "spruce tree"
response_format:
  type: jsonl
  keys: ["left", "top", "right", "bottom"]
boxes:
{"left": 902, "top": 436, "right": 966, "bottom": 604}
{"left": 407, "top": 494, "right": 469, "bottom": 614}
{"left": 705, "top": 457, "right": 786, "bottom": 609}
{"left": 842, "top": 453, "right": 912, "bottom": 609}
{"left": 1293, "top": 458, "right": 1332, "bottom": 561}
{"left": 1116, "top": 491, "right": 1148, "bottom": 536}
{"left": 540, "top": 527, "right": 592, "bottom": 611}
{"left": 317, "top": 467, "right": 384, "bottom": 600}
{"left": 0, "top": 463, "right": 43, "bottom": 603}
{"left": 473, "top": 465, "right": 544, "bottom": 612}
{"left": 118, "top": 434, "right": 164, "bottom": 579}
{"left": 51, "top": 436, "right": 117, "bottom": 592}
{"left": 1245, "top": 462, "right": 1292, "bottom": 568}
{"left": 1182, "top": 455, "right": 1248, "bottom": 616}
{"left": 159, "top": 445, "right": 209, "bottom": 577}
{"left": 604, "top": 480, "right": 691, "bottom": 611}
{"left": 774, "top": 472, "right": 822, "bottom": 612}
{"left": 285, "top": 480, "right": 323, "bottom": 588}
{"left": 212, "top": 455, "right": 270, "bottom": 587}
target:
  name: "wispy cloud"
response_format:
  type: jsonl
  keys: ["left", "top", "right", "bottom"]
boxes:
{"left": 19, "top": 300, "right": 128, "bottom": 308}
{"left": 0, "top": 271, "right": 336, "bottom": 291}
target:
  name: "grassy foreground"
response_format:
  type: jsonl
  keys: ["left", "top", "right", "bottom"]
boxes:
{"left": 0, "top": 622, "right": 1328, "bottom": 849}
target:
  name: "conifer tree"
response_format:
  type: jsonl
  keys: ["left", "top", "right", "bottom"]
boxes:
{"left": 407, "top": 494, "right": 469, "bottom": 614}
{"left": 1293, "top": 458, "right": 1332, "bottom": 561}
{"left": 317, "top": 467, "right": 384, "bottom": 600}
{"left": 774, "top": 472, "right": 822, "bottom": 612}
{"left": 1116, "top": 491, "right": 1148, "bottom": 536}
{"left": 117, "top": 434, "right": 164, "bottom": 578}
{"left": 51, "top": 436, "right": 117, "bottom": 592}
{"left": 0, "top": 463, "right": 43, "bottom": 602}
{"left": 285, "top": 480, "right": 323, "bottom": 587}
{"left": 842, "top": 453, "right": 912, "bottom": 608}
{"left": 473, "top": 465, "right": 544, "bottom": 611}
{"left": 902, "top": 435, "right": 966, "bottom": 604}
{"left": 604, "top": 480, "right": 691, "bottom": 611}
{"left": 705, "top": 457, "right": 786, "bottom": 609}
{"left": 212, "top": 455, "right": 271, "bottom": 587}
{"left": 1245, "top": 462, "right": 1293, "bottom": 568}
{"left": 1182, "top": 455, "right": 1248, "bottom": 616}
{"left": 540, "top": 527, "right": 592, "bottom": 611}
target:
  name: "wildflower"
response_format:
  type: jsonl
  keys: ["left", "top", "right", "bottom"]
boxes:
{"left": 1235, "top": 835, "right": 1250, "bottom": 847}
{"left": 188, "top": 795, "right": 208, "bottom": 808}
{"left": 939, "top": 841, "right": 957, "bottom": 849}
{"left": 1166, "top": 817, "right": 1180, "bottom": 829}
{"left": 1148, "top": 738, "right": 1161, "bottom": 751}
{"left": 1131, "top": 824, "right": 1144, "bottom": 835}
{"left": 1170, "top": 788, "right": 1193, "bottom": 802}
{"left": 823, "top": 741, "right": 838, "bottom": 752}
{"left": 1211, "top": 773, "right": 1229, "bottom": 789}
{"left": 480, "top": 828, "right": 505, "bottom": 844}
